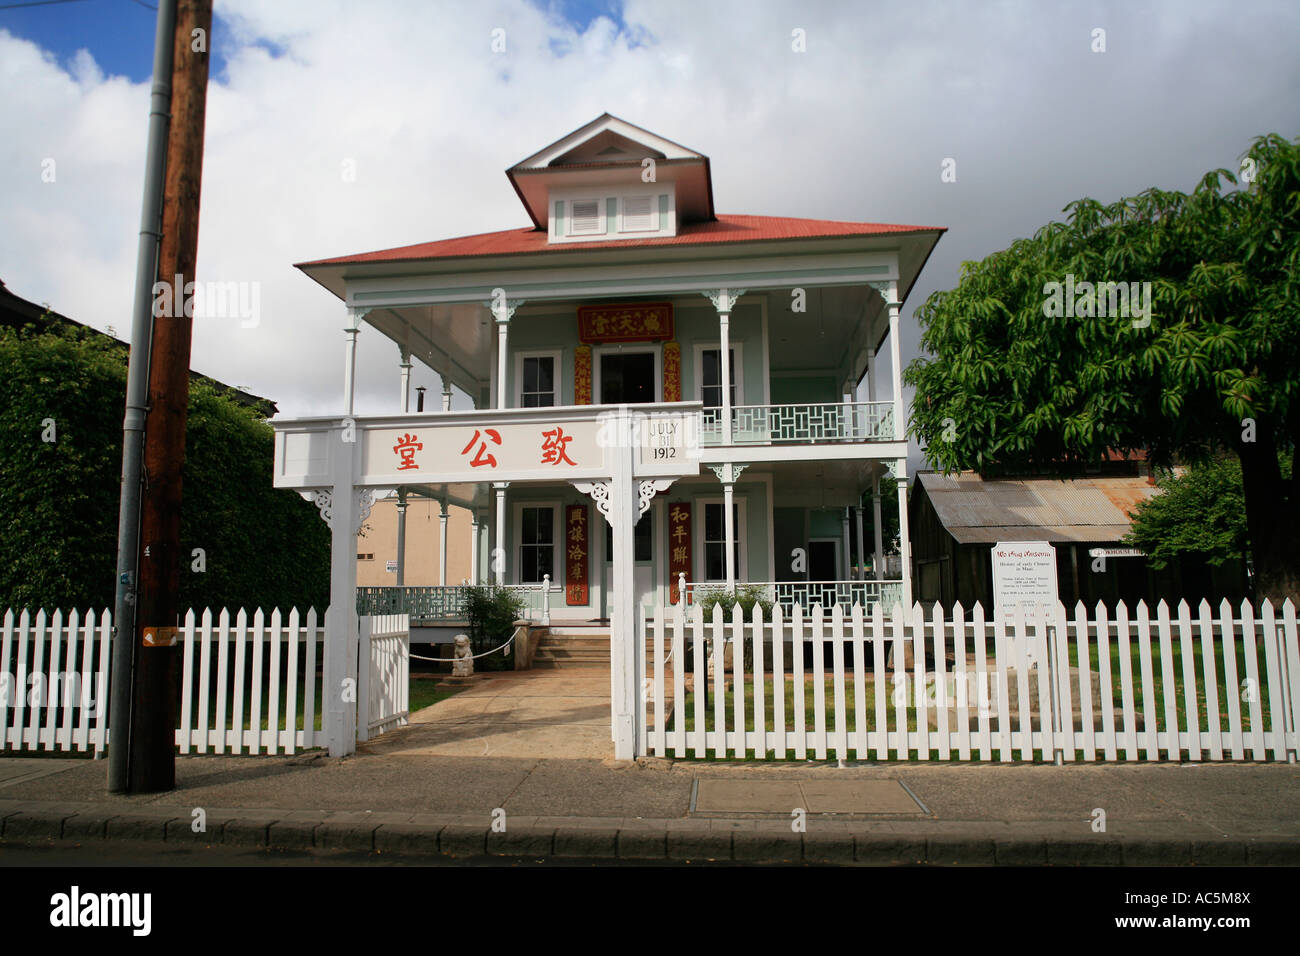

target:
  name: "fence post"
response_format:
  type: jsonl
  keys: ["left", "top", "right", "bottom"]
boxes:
{"left": 541, "top": 574, "right": 551, "bottom": 626}
{"left": 678, "top": 572, "right": 686, "bottom": 609}
{"left": 1047, "top": 614, "right": 1063, "bottom": 766}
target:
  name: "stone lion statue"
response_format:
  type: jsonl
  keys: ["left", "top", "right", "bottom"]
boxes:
{"left": 451, "top": 633, "right": 474, "bottom": 677}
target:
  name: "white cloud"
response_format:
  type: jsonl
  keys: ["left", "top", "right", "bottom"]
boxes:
{"left": 1, "top": 0, "right": 1296, "bottom": 444}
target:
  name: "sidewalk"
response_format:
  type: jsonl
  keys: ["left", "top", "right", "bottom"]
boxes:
{"left": 2, "top": 753, "right": 1298, "bottom": 864}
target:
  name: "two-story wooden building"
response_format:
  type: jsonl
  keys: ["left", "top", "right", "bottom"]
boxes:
{"left": 291, "top": 114, "right": 944, "bottom": 626}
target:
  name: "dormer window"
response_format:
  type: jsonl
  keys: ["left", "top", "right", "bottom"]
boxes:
{"left": 569, "top": 198, "right": 605, "bottom": 236}
{"left": 550, "top": 187, "right": 676, "bottom": 244}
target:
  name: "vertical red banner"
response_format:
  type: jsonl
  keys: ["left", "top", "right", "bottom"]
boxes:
{"left": 663, "top": 341, "right": 681, "bottom": 402}
{"left": 565, "top": 504, "right": 589, "bottom": 605}
{"left": 667, "top": 501, "right": 691, "bottom": 603}
{"left": 574, "top": 345, "right": 592, "bottom": 405}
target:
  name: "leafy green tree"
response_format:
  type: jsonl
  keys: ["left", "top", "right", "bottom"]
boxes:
{"left": 1124, "top": 459, "right": 1247, "bottom": 569}
{"left": 0, "top": 322, "right": 329, "bottom": 612}
{"left": 906, "top": 134, "right": 1299, "bottom": 600}
{"left": 1125, "top": 453, "right": 1292, "bottom": 575}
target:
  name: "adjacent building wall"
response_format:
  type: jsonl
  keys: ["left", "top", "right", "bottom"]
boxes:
{"left": 356, "top": 496, "right": 474, "bottom": 587}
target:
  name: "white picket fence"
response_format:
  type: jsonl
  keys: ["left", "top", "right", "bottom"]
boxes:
{"left": 638, "top": 599, "right": 1300, "bottom": 762}
{"left": 0, "top": 606, "right": 408, "bottom": 756}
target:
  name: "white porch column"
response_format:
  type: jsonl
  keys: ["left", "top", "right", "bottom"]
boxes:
{"left": 342, "top": 308, "right": 367, "bottom": 415}
{"left": 395, "top": 489, "right": 407, "bottom": 587}
{"left": 439, "top": 498, "right": 449, "bottom": 587}
{"left": 493, "top": 482, "right": 507, "bottom": 586}
{"left": 854, "top": 505, "right": 866, "bottom": 580}
{"left": 896, "top": 462, "right": 913, "bottom": 611}
{"left": 441, "top": 375, "right": 452, "bottom": 412}
{"left": 724, "top": 482, "right": 737, "bottom": 589}
{"left": 881, "top": 282, "right": 904, "bottom": 441}
{"left": 866, "top": 342, "right": 877, "bottom": 402}
{"left": 704, "top": 289, "right": 745, "bottom": 445}
{"left": 708, "top": 463, "right": 747, "bottom": 590}
{"left": 841, "top": 508, "right": 851, "bottom": 579}
{"left": 399, "top": 347, "right": 411, "bottom": 413}
{"left": 470, "top": 511, "right": 481, "bottom": 585}
{"left": 872, "top": 477, "right": 885, "bottom": 580}
{"left": 491, "top": 293, "right": 524, "bottom": 410}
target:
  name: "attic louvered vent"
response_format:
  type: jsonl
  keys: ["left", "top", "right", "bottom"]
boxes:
{"left": 570, "top": 199, "right": 603, "bottom": 234}
{"left": 622, "top": 195, "right": 655, "bottom": 232}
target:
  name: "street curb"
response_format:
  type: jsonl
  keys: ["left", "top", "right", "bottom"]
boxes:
{"left": 3, "top": 804, "right": 1299, "bottom": 865}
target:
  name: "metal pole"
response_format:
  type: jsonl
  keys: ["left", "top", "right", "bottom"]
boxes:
{"left": 108, "top": 0, "right": 176, "bottom": 793}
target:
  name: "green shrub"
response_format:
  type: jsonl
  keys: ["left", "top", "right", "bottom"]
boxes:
{"left": 693, "top": 584, "right": 773, "bottom": 618}
{"left": 463, "top": 586, "right": 526, "bottom": 671}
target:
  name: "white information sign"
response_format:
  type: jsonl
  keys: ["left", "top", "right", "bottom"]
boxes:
{"left": 991, "top": 541, "right": 1059, "bottom": 664}
{"left": 385, "top": 560, "right": 398, "bottom": 573}
{"left": 991, "top": 541, "right": 1059, "bottom": 615}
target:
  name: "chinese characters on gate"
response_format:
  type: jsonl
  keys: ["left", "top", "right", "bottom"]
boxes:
{"left": 390, "top": 426, "right": 580, "bottom": 472}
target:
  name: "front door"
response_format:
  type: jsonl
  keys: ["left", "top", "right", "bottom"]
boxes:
{"left": 600, "top": 350, "right": 657, "bottom": 404}
{"left": 808, "top": 539, "right": 839, "bottom": 580}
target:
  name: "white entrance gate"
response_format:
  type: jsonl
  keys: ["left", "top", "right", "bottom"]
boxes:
{"left": 272, "top": 403, "right": 700, "bottom": 759}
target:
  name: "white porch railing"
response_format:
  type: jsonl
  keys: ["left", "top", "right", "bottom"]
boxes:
{"left": 685, "top": 579, "right": 905, "bottom": 613}
{"left": 700, "top": 401, "right": 896, "bottom": 446}
{"left": 358, "top": 582, "right": 554, "bottom": 625}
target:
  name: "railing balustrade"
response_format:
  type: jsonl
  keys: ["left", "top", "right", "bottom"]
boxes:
{"left": 700, "top": 401, "right": 895, "bottom": 446}
{"left": 683, "top": 579, "right": 905, "bottom": 613}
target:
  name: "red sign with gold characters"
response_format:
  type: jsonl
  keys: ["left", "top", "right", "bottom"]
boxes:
{"left": 668, "top": 501, "right": 691, "bottom": 603}
{"left": 565, "top": 505, "right": 589, "bottom": 605}
{"left": 577, "top": 302, "right": 674, "bottom": 343}
{"left": 574, "top": 345, "right": 592, "bottom": 405}
{"left": 662, "top": 341, "right": 681, "bottom": 403}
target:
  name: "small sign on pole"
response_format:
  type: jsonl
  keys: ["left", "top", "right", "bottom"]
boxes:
{"left": 385, "top": 560, "right": 398, "bottom": 574}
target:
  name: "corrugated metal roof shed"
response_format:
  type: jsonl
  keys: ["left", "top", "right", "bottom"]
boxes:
{"left": 918, "top": 472, "right": 1157, "bottom": 545}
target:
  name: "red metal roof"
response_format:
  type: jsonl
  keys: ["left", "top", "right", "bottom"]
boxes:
{"left": 296, "top": 214, "right": 945, "bottom": 268}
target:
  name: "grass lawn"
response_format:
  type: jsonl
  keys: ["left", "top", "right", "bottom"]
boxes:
{"left": 1059, "top": 628, "right": 1275, "bottom": 735}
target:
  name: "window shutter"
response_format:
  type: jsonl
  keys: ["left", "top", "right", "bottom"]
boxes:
{"left": 623, "top": 195, "right": 654, "bottom": 231}
{"left": 571, "top": 199, "right": 601, "bottom": 234}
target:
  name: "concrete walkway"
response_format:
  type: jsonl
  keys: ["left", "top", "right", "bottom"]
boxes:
{"left": 1, "top": 673, "right": 1298, "bottom": 864}
{"left": 2, "top": 753, "right": 1298, "bottom": 864}
{"left": 364, "top": 667, "right": 614, "bottom": 758}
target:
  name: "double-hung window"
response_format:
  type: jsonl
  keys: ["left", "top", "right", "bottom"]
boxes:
{"left": 520, "top": 354, "right": 557, "bottom": 407}
{"left": 699, "top": 347, "right": 739, "bottom": 409}
{"left": 520, "top": 507, "right": 555, "bottom": 583}
{"left": 702, "top": 502, "right": 742, "bottom": 581}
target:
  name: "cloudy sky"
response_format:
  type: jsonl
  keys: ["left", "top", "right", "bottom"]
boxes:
{"left": 2, "top": 0, "right": 1298, "bottom": 468}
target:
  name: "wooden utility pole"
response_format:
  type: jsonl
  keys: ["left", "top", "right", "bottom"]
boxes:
{"left": 130, "top": 0, "right": 213, "bottom": 792}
